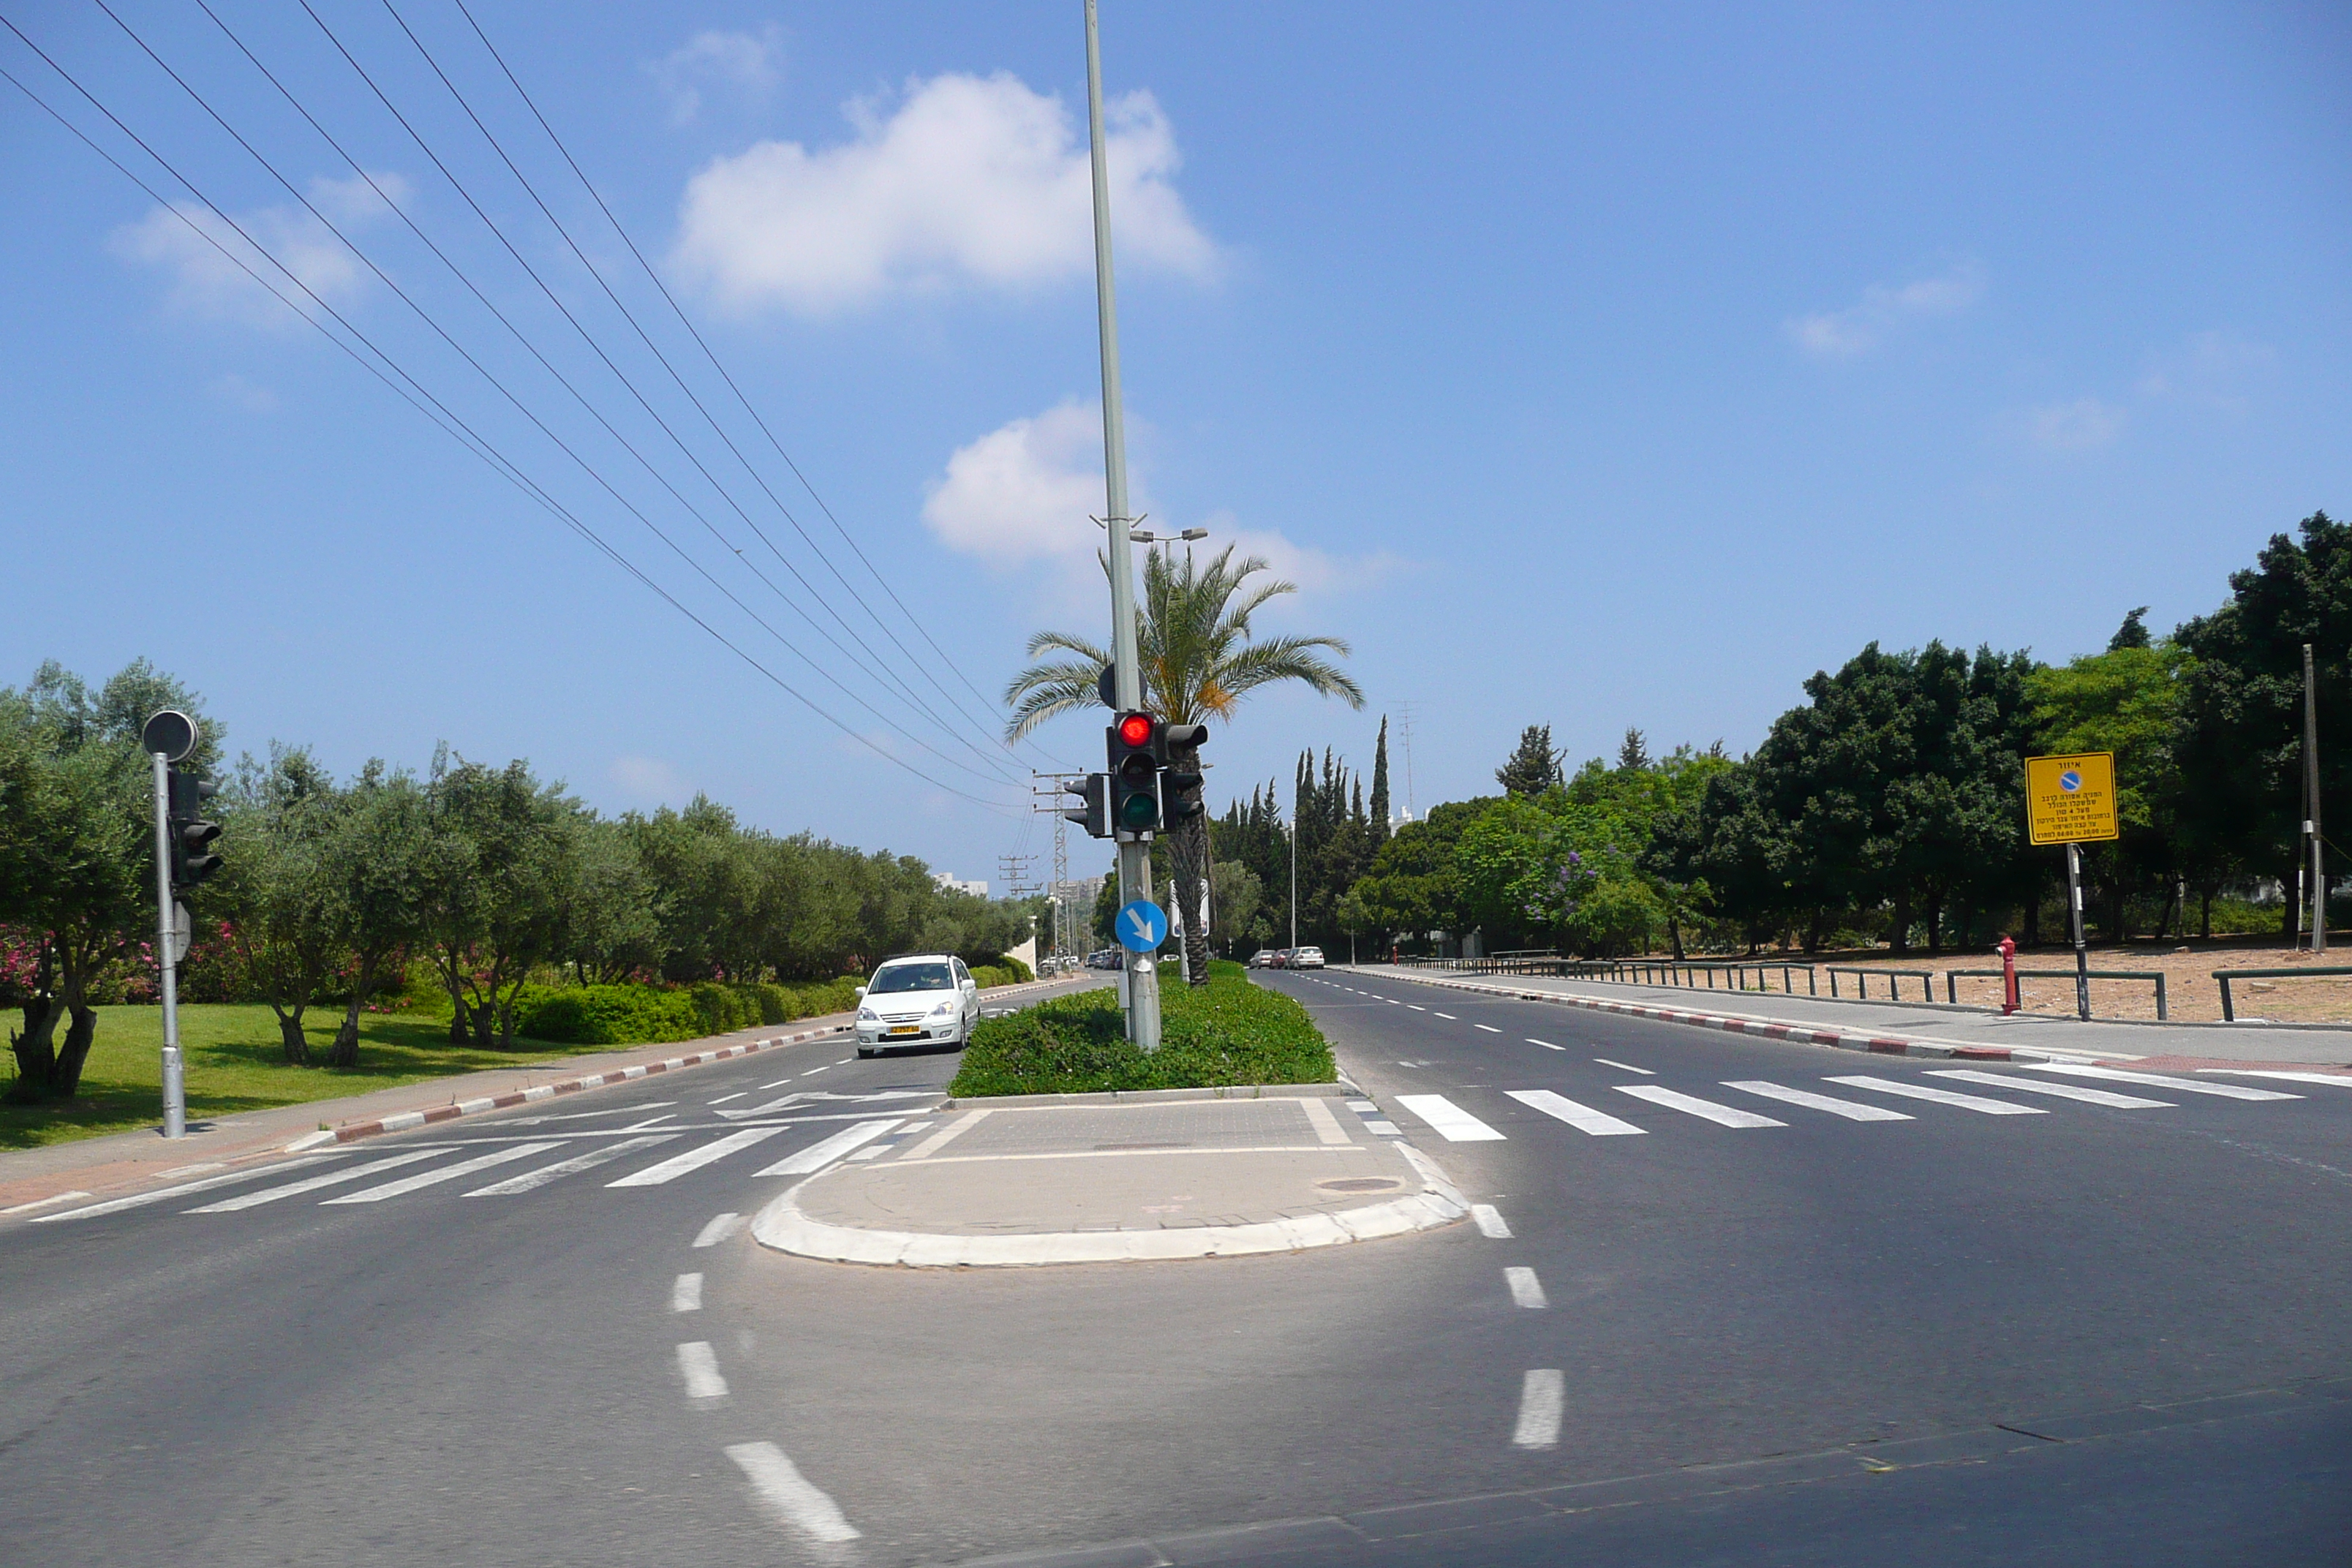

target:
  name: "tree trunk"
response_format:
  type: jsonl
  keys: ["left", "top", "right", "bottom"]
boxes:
{"left": 53, "top": 1003, "right": 98, "bottom": 1098}
{"left": 1924, "top": 892, "right": 1945, "bottom": 954}
{"left": 2284, "top": 856, "right": 2300, "bottom": 941}
{"left": 1803, "top": 909, "right": 1825, "bottom": 957}
{"left": 271, "top": 1003, "right": 312, "bottom": 1066}
{"left": 2201, "top": 883, "right": 2214, "bottom": 939}
{"left": 1891, "top": 891, "right": 1912, "bottom": 955}
{"left": 328, "top": 954, "right": 379, "bottom": 1069}
{"left": 5, "top": 995, "right": 69, "bottom": 1104}
{"left": 1667, "top": 914, "right": 1685, "bottom": 961}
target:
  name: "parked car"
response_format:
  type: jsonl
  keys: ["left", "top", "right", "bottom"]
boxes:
{"left": 853, "top": 954, "right": 981, "bottom": 1057}
{"left": 1245, "top": 949, "right": 1272, "bottom": 968}
{"left": 1291, "top": 946, "right": 1327, "bottom": 969}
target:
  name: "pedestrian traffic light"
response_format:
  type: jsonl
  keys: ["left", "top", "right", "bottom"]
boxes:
{"left": 1061, "top": 773, "right": 1109, "bottom": 838}
{"left": 1107, "top": 711, "right": 1162, "bottom": 837}
{"left": 167, "top": 768, "right": 222, "bottom": 890}
{"left": 1157, "top": 722, "right": 1208, "bottom": 824}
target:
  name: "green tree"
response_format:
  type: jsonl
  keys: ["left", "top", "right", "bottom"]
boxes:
{"left": 1004, "top": 545, "right": 1362, "bottom": 984}
{"left": 214, "top": 747, "right": 346, "bottom": 1064}
{"left": 316, "top": 765, "right": 431, "bottom": 1069}
{"left": 1496, "top": 725, "right": 1563, "bottom": 798}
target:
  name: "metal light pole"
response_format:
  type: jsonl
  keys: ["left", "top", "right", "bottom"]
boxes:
{"left": 2307, "top": 643, "right": 2326, "bottom": 954}
{"left": 1084, "top": 0, "right": 1159, "bottom": 1049}
{"left": 1289, "top": 815, "right": 1299, "bottom": 951}
{"left": 142, "top": 709, "right": 200, "bottom": 1139}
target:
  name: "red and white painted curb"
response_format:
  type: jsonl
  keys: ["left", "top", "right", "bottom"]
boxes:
{"left": 1362, "top": 970, "right": 2077, "bottom": 1065}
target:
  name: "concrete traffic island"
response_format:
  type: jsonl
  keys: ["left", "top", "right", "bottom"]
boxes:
{"left": 750, "top": 1090, "right": 1467, "bottom": 1267}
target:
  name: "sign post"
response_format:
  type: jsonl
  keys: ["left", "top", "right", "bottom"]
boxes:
{"left": 2025, "top": 752, "right": 2120, "bottom": 1021}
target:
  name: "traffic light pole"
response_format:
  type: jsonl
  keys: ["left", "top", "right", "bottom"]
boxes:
{"left": 151, "top": 750, "right": 184, "bottom": 1139}
{"left": 1085, "top": 0, "right": 1158, "bottom": 1050}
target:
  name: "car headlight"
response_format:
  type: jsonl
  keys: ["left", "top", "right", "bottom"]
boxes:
{"left": 857, "top": 1008, "right": 879, "bottom": 1022}
{"left": 928, "top": 999, "right": 956, "bottom": 1017}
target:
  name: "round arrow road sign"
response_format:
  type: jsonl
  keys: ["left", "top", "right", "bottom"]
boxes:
{"left": 1115, "top": 899, "right": 1169, "bottom": 953}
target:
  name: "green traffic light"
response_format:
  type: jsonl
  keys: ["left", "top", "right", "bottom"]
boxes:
{"left": 1118, "top": 794, "right": 1158, "bottom": 830}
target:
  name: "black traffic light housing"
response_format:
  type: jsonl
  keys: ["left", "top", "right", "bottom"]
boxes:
{"left": 1107, "top": 711, "right": 1163, "bottom": 839}
{"left": 1060, "top": 773, "right": 1109, "bottom": 839}
{"left": 167, "top": 767, "right": 222, "bottom": 890}
{"left": 1156, "top": 722, "right": 1208, "bottom": 825}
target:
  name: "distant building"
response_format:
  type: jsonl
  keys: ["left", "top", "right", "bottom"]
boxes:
{"left": 933, "top": 872, "right": 989, "bottom": 898}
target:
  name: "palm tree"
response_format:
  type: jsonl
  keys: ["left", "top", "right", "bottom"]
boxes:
{"left": 1006, "top": 544, "right": 1362, "bottom": 983}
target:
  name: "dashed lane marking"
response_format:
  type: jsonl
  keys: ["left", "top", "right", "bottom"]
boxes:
{"left": 1395, "top": 1094, "right": 1508, "bottom": 1142}
{"left": 1615, "top": 1085, "right": 1786, "bottom": 1128}
{"left": 324, "top": 1143, "right": 563, "bottom": 1204}
{"left": 726, "top": 1441, "right": 862, "bottom": 1545}
{"left": 694, "top": 1212, "right": 745, "bottom": 1248}
{"left": 608, "top": 1127, "right": 789, "bottom": 1188}
{"left": 707, "top": 1092, "right": 748, "bottom": 1105}
{"left": 1505, "top": 1266, "right": 1549, "bottom": 1309}
{"left": 1471, "top": 1204, "right": 1512, "bottom": 1238}
{"left": 678, "top": 1341, "right": 728, "bottom": 1401}
{"left": 1826, "top": 1076, "right": 2045, "bottom": 1115}
{"left": 1512, "top": 1370, "right": 1564, "bottom": 1450}
{"left": 466, "top": 1134, "right": 683, "bottom": 1195}
{"left": 1475, "top": 1024, "right": 1503, "bottom": 1033}
{"left": 1593, "top": 1058, "right": 1651, "bottom": 1074}
{"left": 1506, "top": 1088, "right": 1646, "bottom": 1137}
{"left": 1528, "top": 1039, "right": 1567, "bottom": 1051}
{"left": 672, "top": 1273, "right": 703, "bottom": 1312}
{"left": 1723, "top": 1081, "right": 1911, "bottom": 1122}
{"left": 1432, "top": 1012, "right": 1458, "bottom": 1020}
{"left": 1929, "top": 1068, "right": 2174, "bottom": 1109}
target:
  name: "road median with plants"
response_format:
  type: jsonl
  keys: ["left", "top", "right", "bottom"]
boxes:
{"left": 946, "top": 960, "right": 1336, "bottom": 1098}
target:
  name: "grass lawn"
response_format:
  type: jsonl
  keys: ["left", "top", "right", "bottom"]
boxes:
{"left": 948, "top": 960, "right": 1337, "bottom": 1098}
{"left": 1, "top": 1004, "right": 637, "bottom": 1151}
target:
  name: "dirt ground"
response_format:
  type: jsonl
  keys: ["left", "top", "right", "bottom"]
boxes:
{"left": 1711, "top": 937, "right": 2352, "bottom": 1025}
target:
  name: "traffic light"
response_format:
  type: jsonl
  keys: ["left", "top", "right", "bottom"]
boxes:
{"left": 1060, "top": 773, "right": 1109, "bottom": 838}
{"left": 167, "top": 768, "right": 222, "bottom": 890}
{"left": 1157, "top": 723, "right": 1208, "bottom": 825}
{"left": 1107, "top": 711, "right": 1162, "bottom": 837}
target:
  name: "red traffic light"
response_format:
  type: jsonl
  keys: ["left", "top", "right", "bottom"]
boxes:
{"left": 1117, "top": 712, "right": 1155, "bottom": 747}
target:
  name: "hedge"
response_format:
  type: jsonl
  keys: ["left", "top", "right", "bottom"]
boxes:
{"left": 946, "top": 960, "right": 1335, "bottom": 1097}
{"left": 505, "top": 962, "right": 1032, "bottom": 1049}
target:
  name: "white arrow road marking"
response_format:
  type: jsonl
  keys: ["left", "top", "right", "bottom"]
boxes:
{"left": 323, "top": 1143, "right": 563, "bottom": 1203}
{"left": 1394, "top": 1094, "right": 1507, "bottom": 1142}
{"left": 1512, "top": 1370, "right": 1564, "bottom": 1450}
{"left": 1505, "top": 1088, "right": 1646, "bottom": 1137}
{"left": 1615, "top": 1085, "right": 1786, "bottom": 1128}
{"left": 725, "top": 1441, "right": 862, "bottom": 1544}
{"left": 1722, "top": 1081, "right": 1912, "bottom": 1122}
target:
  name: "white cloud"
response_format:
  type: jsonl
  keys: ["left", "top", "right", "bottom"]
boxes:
{"left": 671, "top": 72, "right": 1218, "bottom": 314}
{"left": 1787, "top": 262, "right": 1984, "bottom": 358}
{"left": 609, "top": 755, "right": 690, "bottom": 803}
{"left": 649, "top": 26, "right": 784, "bottom": 125}
{"left": 2024, "top": 396, "right": 2127, "bottom": 452}
{"left": 112, "top": 172, "right": 410, "bottom": 328}
{"left": 2138, "top": 329, "right": 2275, "bottom": 410}
{"left": 923, "top": 400, "right": 1107, "bottom": 562}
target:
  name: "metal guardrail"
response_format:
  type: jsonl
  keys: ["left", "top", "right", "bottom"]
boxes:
{"left": 1944, "top": 968, "right": 2169, "bottom": 1021}
{"left": 2212, "top": 965, "right": 2352, "bottom": 1022}
{"left": 1824, "top": 966, "right": 1940, "bottom": 1003}
{"left": 1401, "top": 954, "right": 1817, "bottom": 995}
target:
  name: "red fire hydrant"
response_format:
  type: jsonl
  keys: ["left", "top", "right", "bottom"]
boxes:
{"left": 1997, "top": 935, "right": 2019, "bottom": 1016}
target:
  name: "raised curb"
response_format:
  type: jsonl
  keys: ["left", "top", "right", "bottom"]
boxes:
{"left": 1354, "top": 969, "right": 2092, "bottom": 1065}
{"left": 749, "top": 1141, "right": 1469, "bottom": 1268}
{"left": 941, "top": 1082, "right": 1352, "bottom": 1111}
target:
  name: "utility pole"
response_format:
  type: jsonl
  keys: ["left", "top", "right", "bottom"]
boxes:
{"left": 2307, "top": 642, "right": 2326, "bottom": 954}
{"left": 1085, "top": 0, "right": 1158, "bottom": 1049}
{"left": 1289, "top": 813, "right": 1299, "bottom": 951}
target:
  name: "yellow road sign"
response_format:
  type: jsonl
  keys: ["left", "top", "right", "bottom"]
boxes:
{"left": 2025, "top": 752, "right": 2119, "bottom": 845}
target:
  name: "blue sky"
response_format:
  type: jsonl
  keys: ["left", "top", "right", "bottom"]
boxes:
{"left": 4, "top": 1, "right": 2348, "bottom": 884}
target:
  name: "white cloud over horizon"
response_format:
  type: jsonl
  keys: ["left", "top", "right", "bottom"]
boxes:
{"left": 2024, "top": 396, "right": 2127, "bottom": 452}
{"left": 649, "top": 26, "right": 785, "bottom": 125}
{"left": 112, "top": 172, "right": 410, "bottom": 329}
{"left": 671, "top": 72, "right": 1218, "bottom": 314}
{"left": 1787, "top": 261, "right": 1984, "bottom": 358}
{"left": 609, "top": 754, "right": 692, "bottom": 803}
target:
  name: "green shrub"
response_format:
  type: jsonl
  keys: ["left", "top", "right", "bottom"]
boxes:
{"left": 967, "top": 953, "right": 1032, "bottom": 984}
{"left": 948, "top": 960, "right": 1335, "bottom": 1097}
{"left": 512, "top": 984, "right": 704, "bottom": 1046}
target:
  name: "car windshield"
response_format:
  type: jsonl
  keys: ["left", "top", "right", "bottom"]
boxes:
{"left": 869, "top": 962, "right": 953, "bottom": 994}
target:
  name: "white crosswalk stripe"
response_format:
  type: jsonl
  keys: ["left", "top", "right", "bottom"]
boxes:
{"left": 325, "top": 1142, "right": 565, "bottom": 1204}
{"left": 1395, "top": 1094, "right": 1507, "bottom": 1141}
{"left": 1505, "top": 1088, "right": 1646, "bottom": 1137}
{"left": 1825, "top": 1076, "right": 2044, "bottom": 1115}
{"left": 754, "top": 1120, "right": 903, "bottom": 1176}
{"left": 1615, "top": 1085, "right": 1785, "bottom": 1128}
{"left": 2023, "top": 1063, "right": 2299, "bottom": 1101}
{"left": 466, "top": 1134, "right": 683, "bottom": 1195}
{"left": 1723, "top": 1081, "right": 1911, "bottom": 1122}
{"left": 34, "top": 1155, "right": 347, "bottom": 1222}
{"left": 608, "top": 1127, "right": 791, "bottom": 1188}
{"left": 1928, "top": 1069, "right": 2174, "bottom": 1109}
{"left": 188, "top": 1148, "right": 448, "bottom": 1211}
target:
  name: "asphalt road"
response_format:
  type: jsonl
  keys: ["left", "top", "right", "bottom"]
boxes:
{"left": 2, "top": 967, "right": 2347, "bottom": 1567}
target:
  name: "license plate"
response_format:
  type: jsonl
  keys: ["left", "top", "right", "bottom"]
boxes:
{"left": 887, "top": 1026, "right": 920, "bottom": 1036}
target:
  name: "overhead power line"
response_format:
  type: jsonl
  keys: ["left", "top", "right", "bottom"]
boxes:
{"left": 0, "top": 22, "right": 1020, "bottom": 815}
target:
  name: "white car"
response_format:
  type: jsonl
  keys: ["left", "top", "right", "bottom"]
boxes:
{"left": 853, "top": 954, "right": 981, "bottom": 1057}
{"left": 1290, "top": 946, "right": 1327, "bottom": 969}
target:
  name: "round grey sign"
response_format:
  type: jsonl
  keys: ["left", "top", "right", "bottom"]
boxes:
{"left": 142, "top": 709, "right": 197, "bottom": 761}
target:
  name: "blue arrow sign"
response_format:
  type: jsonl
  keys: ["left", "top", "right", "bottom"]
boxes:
{"left": 1115, "top": 899, "right": 1170, "bottom": 953}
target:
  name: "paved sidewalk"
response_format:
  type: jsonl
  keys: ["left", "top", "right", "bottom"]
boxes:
{"left": 0, "top": 975, "right": 1092, "bottom": 1214}
{"left": 751, "top": 1088, "right": 1469, "bottom": 1267}
{"left": 1346, "top": 965, "right": 2352, "bottom": 1069}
